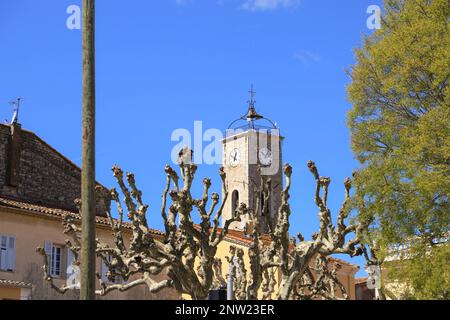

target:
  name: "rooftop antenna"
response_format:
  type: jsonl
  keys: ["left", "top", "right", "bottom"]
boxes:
{"left": 9, "top": 97, "right": 23, "bottom": 124}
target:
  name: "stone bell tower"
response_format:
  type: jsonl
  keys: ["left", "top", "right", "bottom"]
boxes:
{"left": 221, "top": 86, "right": 283, "bottom": 233}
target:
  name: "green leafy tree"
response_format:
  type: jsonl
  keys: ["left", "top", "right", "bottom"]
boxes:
{"left": 387, "top": 242, "right": 449, "bottom": 299}
{"left": 347, "top": 0, "right": 450, "bottom": 299}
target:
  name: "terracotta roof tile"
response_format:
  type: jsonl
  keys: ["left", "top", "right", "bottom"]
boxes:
{"left": 0, "top": 279, "right": 32, "bottom": 288}
{"left": 0, "top": 196, "right": 164, "bottom": 237}
{"left": 329, "top": 257, "right": 360, "bottom": 270}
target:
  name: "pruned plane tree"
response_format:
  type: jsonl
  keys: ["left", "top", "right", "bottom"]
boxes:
{"left": 37, "top": 147, "right": 246, "bottom": 300}
{"left": 226, "top": 161, "right": 370, "bottom": 300}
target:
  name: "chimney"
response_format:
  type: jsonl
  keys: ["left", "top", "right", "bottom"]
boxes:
{"left": 6, "top": 122, "right": 22, "bottom": 187}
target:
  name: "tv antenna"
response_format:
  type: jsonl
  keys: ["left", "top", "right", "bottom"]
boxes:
{"left": 9, "top": 97, "right": 23, "bottom": 124}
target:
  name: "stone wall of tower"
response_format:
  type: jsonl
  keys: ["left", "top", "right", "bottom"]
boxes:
{"left": 221, "top": 130, "right": 283, "bottom": 233}
{"left": 247, "top": 130, "right": 283, "bottom": 233}
{"left": 222, "top": 132, "right": 250, "bottom": 231}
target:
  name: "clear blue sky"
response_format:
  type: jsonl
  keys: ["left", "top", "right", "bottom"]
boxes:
{"left": 0, "top": 0, "right": 382, "bottom": 276}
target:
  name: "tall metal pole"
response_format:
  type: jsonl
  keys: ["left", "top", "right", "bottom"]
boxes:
{"left": 80, "top": 0, "right": 96, "bottom": 300}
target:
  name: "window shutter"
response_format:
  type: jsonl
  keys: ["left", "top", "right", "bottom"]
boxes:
{"left": 44, "top": 241, "right": 52, "bottom": 255}
{"left": 100, "top": 258, "right": 108, "bottom": 283}
{"left": 7, "top": 236, "right": 15, "bottom": 271}
{"left": 0, "top": 250, "right": 6, "bottom": 271}
{"left": 0, "top": 235, "right": 6, "bottom": 248}
{"left": 0, "top": 235, "right": 8, "bottom": 271}
{"left": 44, "top": 241, "right": 52, "bottom": 274}
{"left": 67, "top": 248, "right": 75, "bottom": 276}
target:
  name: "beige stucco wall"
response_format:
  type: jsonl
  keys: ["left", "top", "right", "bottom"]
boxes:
{"left": 0, "top": 206, "right": 179, "bottom": 300}
{"left": 0, "top": 287, "right": 21, "bottom": 300}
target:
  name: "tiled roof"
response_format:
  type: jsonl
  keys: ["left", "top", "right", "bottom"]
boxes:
{"left": 0, "top": 196, "right": 165, "bottom": 237}
{"left": 0, "top": 279, "right": 32, "bottom": 288}
{"left": 209, "top": 227, "right": 273, "bottom": 246}
{"left": 355, "top": 277, "right": 369, "bottom": 284}
{"left": 330, "top": 257, "right": 360, "bottom": 270}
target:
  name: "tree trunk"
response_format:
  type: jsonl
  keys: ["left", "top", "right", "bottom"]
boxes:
{"left": 80, "top": 0, "right": 96, "bottom": 300}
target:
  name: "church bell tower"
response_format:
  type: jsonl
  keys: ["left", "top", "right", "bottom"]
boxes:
{"left": 222, "top": 86, "right": 283, "bottom": 233}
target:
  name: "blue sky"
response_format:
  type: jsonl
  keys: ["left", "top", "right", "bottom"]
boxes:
{"left": 0, "top": 0, "right": 382, "bottom": 276}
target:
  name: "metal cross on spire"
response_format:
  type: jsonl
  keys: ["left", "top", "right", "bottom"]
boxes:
{"left": 248, "top": 84, "right": 256, "bottom": 108}
{"left": 9, "top": 97, "right": 23, "bottom": 124}
{"left": 246, "top": 84, "right": 263, "bottom": 122}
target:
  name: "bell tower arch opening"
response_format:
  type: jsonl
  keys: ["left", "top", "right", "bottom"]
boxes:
{"left": 231, "top": 190, "right": 239, "bottom": 218}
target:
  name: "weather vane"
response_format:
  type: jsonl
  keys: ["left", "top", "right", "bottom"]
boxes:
{"left": 248, "top": 83, "right": 256, "bottom": 109}
{"left": 8, "top": 97, "right": 23, "bottom": 124}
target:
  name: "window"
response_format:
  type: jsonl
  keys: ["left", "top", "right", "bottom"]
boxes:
{"left": 232, "top": 190, "right": 239, "bottom": 218}
{"left": 101, "top": 255, "right": 122, "bottom": 284}
{"left": 44, "top": 242, "right": 62, "bottom": 277}
{"left": 50, "top": 244, "right": 62, "bottom": 277}
{"left": 0, "top": 235, "right": 16, "bottom": 272}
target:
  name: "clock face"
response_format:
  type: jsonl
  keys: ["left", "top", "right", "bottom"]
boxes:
{"left": 259, "top": 147, "right": 273, "bottom": 166}
{"left": 229, "top": 148, "right": 241, "bottom": 167}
